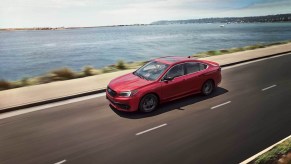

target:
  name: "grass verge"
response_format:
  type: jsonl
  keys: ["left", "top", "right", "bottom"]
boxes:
{"left": 192, "top": 41, "right": 291, "bottom": 58}
{"left": 0, "top": 40, "right": 290, "bottom": 91}
{"left": 252, "top": 138, "right": 291, "bottom": 164}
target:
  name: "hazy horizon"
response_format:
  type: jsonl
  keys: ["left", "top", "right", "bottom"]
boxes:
{"left": 1, "top": 13, "right": 290, "bottom": 29}
{"left": 1, "top": 0, "right": 291, "bottom": 28}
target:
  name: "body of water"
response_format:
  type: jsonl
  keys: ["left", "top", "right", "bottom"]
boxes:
{"left": 1, "top": 23, "right": 291, "bottom": 80}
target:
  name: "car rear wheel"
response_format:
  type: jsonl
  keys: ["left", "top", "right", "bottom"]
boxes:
{"left": 139, "top": 94, "right": 158, "bottom": 113}
{"left": 202, "top": 80, "right": 214, "bottom": 96}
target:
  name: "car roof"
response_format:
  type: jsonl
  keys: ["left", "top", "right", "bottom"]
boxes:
{"left": 154, "top": 56, "right": 199, "bottom": 65}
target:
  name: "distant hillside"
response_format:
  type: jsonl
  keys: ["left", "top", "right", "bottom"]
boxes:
{"left": 151, "top": 14, "right": 291, "bottom": 25}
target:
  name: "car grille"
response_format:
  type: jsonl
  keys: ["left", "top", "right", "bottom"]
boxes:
{"left": 107, "top": 96, "right": 130, "bottom": 110}
{"left": 107, "top": 86, "right": 117, "bottom": 97}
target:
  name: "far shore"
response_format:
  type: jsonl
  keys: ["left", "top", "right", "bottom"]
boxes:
{"left": 0, "top": 40, "right": 290, "bottom": 91}
{"left": 0, "top": 24, "right": 150, "bottom": 31}
{"left": 1, "top": 22, "right": 290, "bottom": 31}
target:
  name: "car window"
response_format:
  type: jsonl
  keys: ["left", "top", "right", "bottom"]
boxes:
{"left": 185, "top": 62, "right": 208, "bottom": 74}
{"left": 165, "top": 64, "right": 184, "bottom": 78}
{"left": 134, "top": 61, "right": 169, "bottom": 81}
{"left": 185, "top": 62, "right": 200, "bottom": 74}
{"left": 199, "top": 63, "right": 208, "bottom": 70}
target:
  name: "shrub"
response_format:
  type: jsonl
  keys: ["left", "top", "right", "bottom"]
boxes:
{"left": 207, "top": 50, "right": 221, "bottom": 56}
{"left": 101, "top": 67, "right": 116, "bottom": 73}
{"left": 38, "top": 75, "right": 54, "bottom": 83}
{"left": 21, "top": 77, "right": 29, "bottom": 86}
{"left": 220, "top": 49, "right": 229, "bottom": 54}
{"left": 116, "top": 60, "right": 126, "bottom": 70}
{"left": 83, "top": 66, "right": 94, "bottom": 76}
{"left": 231, "top": 47, "right": 244, "bottom": 52}
{"left": 0, "top": 80, "right": 12, "bottom": 90}
{"left": 244, "top": 45, "right": 261, "bottom": 50}
{"left": 51, "top": 68, "right": 75, "bottom": 80}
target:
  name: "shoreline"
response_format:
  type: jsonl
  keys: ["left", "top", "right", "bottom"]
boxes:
{"left": 0, "top": 24, "right": 150, "bottom": 31}
{"left": 1, "top": 21, "right": 291, "bottom": 32}
{"left": 0, "top": 40, "right": 291, "bottom": 91}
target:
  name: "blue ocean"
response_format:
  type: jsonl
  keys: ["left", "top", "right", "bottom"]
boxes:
{"left": 0, "top": 23, "right": 291, "bottom": 80}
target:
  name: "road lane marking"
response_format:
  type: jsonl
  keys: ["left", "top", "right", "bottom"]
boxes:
{"left": 0, "top": 93, "right": 106, "bottom": 120}
{"left": 240, "top": 135, "right": 291, "bottom": 164}
{"left": 262, "top": 85, "right": 277, "bottom": 91}
{"left": 136, "top": 123, "right": 167, "bottom": 136}
{"left": 211, "top": 101, "right": 231, "bottom": 109}
{"left": 54, "top": 159, "right": 66, "bottom": 164}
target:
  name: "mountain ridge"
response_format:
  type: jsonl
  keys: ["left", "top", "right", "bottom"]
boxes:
{"left": 151, "top": 13, "right": 291, "bottom": 25}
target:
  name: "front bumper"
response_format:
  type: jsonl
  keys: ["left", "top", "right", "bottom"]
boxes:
{"left": 106, "top": 91, "right": 139, "bottom": 112}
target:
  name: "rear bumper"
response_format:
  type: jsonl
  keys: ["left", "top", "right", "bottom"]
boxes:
{"left": 215, "top": 69, "right": 222, "bottom": 86}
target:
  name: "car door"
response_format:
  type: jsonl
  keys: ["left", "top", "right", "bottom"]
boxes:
{"left": 161, "top": 64, "right": 188, "bottom": 100}
{"left": 184, "top": 62, "right": 208, "bottom": 93}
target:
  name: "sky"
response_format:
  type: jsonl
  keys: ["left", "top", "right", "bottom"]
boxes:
{"left": 0, "top": 0, "right": 291, "bottom": 28}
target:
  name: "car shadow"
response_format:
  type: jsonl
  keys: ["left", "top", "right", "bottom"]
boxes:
{"left": 110, "top": 87, "right": 228, "bottom": 119}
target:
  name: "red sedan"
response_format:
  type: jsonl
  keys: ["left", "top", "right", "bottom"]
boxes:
{"left": 106, "top": 56, "right": 221, "bottom": 112}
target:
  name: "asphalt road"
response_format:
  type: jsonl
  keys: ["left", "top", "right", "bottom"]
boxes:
{"left": 1, "top": 53, "right": 291, "bottom": 164}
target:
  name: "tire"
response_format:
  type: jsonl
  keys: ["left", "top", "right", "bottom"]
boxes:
{"left": 139, "top": 94, "right": 158, "bottom": 113}
{"left": 201, "top": 80, "right": 214, "bottom": 96}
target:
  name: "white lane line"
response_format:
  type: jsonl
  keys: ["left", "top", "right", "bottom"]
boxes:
{"left": 0, "top": 93, "right": 106, "bottom": 120}
{"left": 54, "top": 159, "right": 66, "bottom": 164}
{"left": 240, "top": 135, "right": 291, "bottom": 164}
{"left": 262, "top": 85, "right": 277, "bottom": 91}
{"left": 211, "top": 101, "right": 231, "bottom": 109}
{"left": 136, "top": 123, "right": 167, "bottom": 136}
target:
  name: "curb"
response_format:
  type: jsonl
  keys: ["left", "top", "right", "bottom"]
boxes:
{"left": 1, "top": 50, "right": 291, "bottom": 114}
{"left": 220, "top": 50, "right": 291, "bottom": 67}
{"left": 240, "top": 135, "right": 291, "bottom": 164}
{"left": 0, "top": 89, "right": 106, "bottom": 114}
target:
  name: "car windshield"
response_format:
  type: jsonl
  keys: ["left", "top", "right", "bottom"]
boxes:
{"left": 133, "top": 61, "right": 169, "bottom": 81}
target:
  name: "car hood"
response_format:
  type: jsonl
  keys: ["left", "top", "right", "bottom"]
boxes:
{"left": 108, "top": 73, "right": 153, "bottom": 91}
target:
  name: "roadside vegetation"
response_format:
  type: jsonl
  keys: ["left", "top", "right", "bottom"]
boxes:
{"left": 251, "top": 138, "right": 291, "bottom": 164}
{"left": 192, "top": 41, "right": 291, "bottom": 58}
{"left": 0, "top": 40, "right": 290, "bottom": 91}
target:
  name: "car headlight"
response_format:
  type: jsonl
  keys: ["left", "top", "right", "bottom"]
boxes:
{"left": 119, "top": 90, "right": 138, "bottom": 97}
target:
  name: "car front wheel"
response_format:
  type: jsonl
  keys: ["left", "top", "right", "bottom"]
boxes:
{"left": 202, "top": 80, "right": 214, "bottom": 96}
{"left": 139, "top": 94, "right": 158, "bottom": 113}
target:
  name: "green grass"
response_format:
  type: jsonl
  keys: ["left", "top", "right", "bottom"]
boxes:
{"left": 192, "top": 41, "right": 291, "bottom": 58}
{"left": 254, "top": 138, "right": 291, "bottom": 164}
{"left": 0, "top": 40, "right": 290, "bottom": 91}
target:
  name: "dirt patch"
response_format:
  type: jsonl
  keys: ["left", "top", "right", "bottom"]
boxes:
{"left": 277, "top": 152, "right": 291, "bottom": 164}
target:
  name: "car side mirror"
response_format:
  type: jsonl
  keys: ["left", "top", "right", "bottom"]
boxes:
{"left": 163, "top": 76, "right": 174, "bottom": 81}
